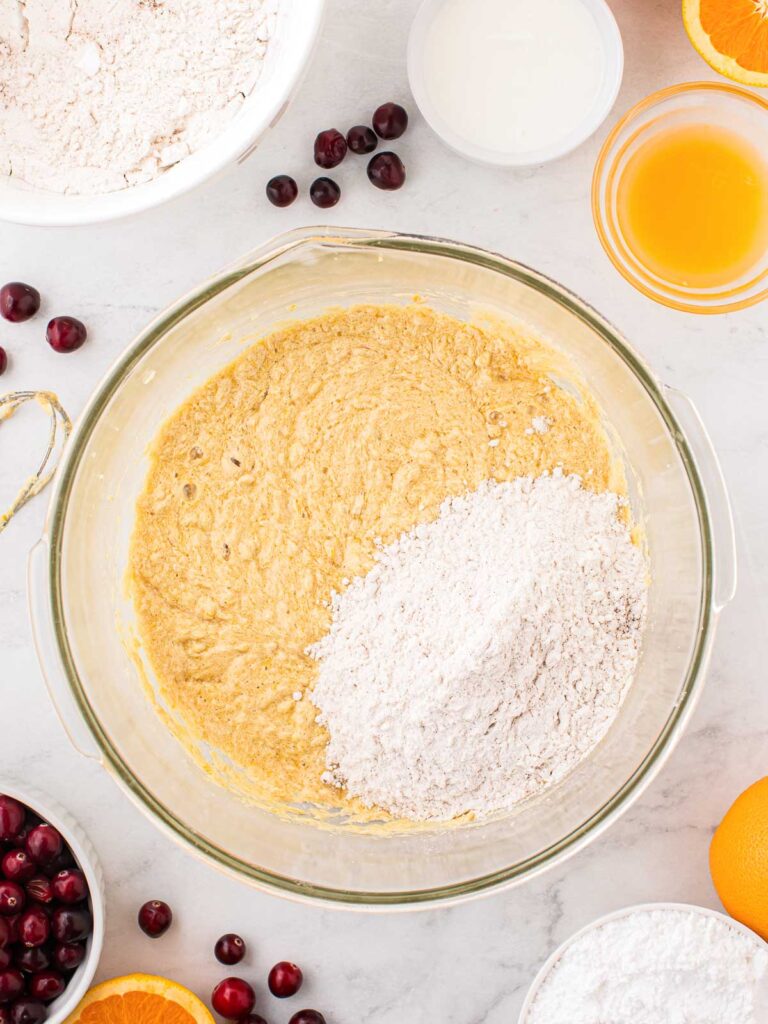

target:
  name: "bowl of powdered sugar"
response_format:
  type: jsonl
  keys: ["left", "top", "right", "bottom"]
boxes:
{"left": 0, "top": 0, "right": 324, "bottom": 225}
{"left": 520, "top": 903, "right": 768, "bottom": 1024}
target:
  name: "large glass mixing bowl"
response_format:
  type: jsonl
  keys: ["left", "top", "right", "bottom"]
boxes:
{"left": 29, "top": 228, "right": 735, "bottom": 908}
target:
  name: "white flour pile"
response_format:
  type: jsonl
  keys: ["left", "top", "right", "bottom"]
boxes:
{"left": 308, "top": 471, "right": 647, "bottom": 821}
{"left": 0, "top": 0, "right": 278, "bottom": 195}
{"left": 526, "top": 907, "right": 768, "bottom": 1024}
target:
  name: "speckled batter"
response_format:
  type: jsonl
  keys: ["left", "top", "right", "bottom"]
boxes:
{"left": 128, "top": 304, "right": 625, "bottom": 819}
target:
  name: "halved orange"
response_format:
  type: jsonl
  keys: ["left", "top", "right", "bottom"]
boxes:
{"left": 683, "top": 0, "right": 768, "bottom": 87}
{"left": 64, "top": 974, "right": 215, "bottom": 1024}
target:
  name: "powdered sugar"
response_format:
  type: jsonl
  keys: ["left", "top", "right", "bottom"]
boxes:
{"left": 0, "top": 0, "right": 277, "bottom": 195}
{"left": 308, "top": 471, "right": 647, "bottom": 821}
{"left": 526, "top": 907, "right": 768, "bottom": 1024}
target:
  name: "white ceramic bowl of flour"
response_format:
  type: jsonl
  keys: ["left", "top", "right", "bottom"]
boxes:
{"left": 519, "top": 902, "right": 768, "bottom": 1024}
{"left": 0, "top": 0, "right": 325, "bottom": 226}
{"left": 408, "top": 0, "right": 623, "bottom": 167}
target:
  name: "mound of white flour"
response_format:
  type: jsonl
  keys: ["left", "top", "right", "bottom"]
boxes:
{"left": 0, "top": 0, "right": 277, "bottom": 195}
{"left": 526, "top": 908, "right": 768, "bottom": 1024}
{"left": 308, "top": 471, "right": 647, "bottom": 821}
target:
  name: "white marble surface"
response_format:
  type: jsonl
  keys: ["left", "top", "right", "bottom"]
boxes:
{"left": 1, "top": 1, "right": 767, "bottom": 1021}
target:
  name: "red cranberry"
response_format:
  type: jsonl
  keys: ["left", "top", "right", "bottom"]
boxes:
{"left": 25, "top": 826, "right": 62, "bottom": 868}
{"left": 372, "top": 102, "right": 408, "bottom": 140}
{"left": 17, "top": 910, "right": 48, "bottom": 950}
{"left": 266, "top": 175, "right": 298, "bottom": 208}
{"left": 215, "top": 933, "right": 246, "bottom": 965}
{"left": 0, "top": 800, "right": 25, "bottom": 843}
{"left": 28, "top": 971, "right": 64, "bottom": 1003}
{"left": 313, "top": 129, "right": 347, "bottom": 169}
{"left": 0, "top": 349, "right": 7, "bottom": 376}
{"left": 9, "top": 1000, "right": 46, "bottom": 1024}
{"left": 51, "top": 942, "right": 84, "bottom": 973}
{"left": 14, "top": 947, "right": 49, "bottom": 974}
{"left": 268, "top": 962, "right": 302, "bottom": 998}
{"left": 0, "top": 953, "right": 10, "bottom": 973}
{"left": 24, "top": 882, "right": 51, "bottom": 908}
{"left": 0, "top": 921, "right": 11, "bottom": 950}
{"left": 137, "top": 900, "right": 172, "bottom": 938}
{"left": 0, "top": 283, "right": 40, "bottom": 324}
{"left": 46, "top": 316, "right": 86, "bottom": 354}
{"left": 346, "top": 125, "right": 377, "bottom": 155}
{"left": 51, "top": 870, "right": 87, "bottom": 905}
{"left": 367, "top": 152, "right": 406, "bottom": 190}
{"left": 51, "top": 907, "right": 91, "bottom": 943}
{"left": 1, "top": 854, "right": 34, "bottom": 886}
{"left": 0, "top": 970, "right": 23, "bottom": 1003}
{"left": 289, "top": 1012, "right": 326, "bottom": 1024}
{"left": 309, "top": 178, "right": 340, "bottom": 209}
{"left": 211, "top": 977, "right": 255, "bottom": 1020}
{"left": 0, "top": 885, "right": 24, "bottom": 918}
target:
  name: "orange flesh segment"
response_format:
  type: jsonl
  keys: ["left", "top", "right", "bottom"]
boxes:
{"left": 699, "top": 0, "right": 768, "bottom": 73}
{"left": 78, "top": 992, "right": 198, "bottom": 1024}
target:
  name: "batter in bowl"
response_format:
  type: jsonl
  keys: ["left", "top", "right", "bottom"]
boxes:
{"left": 128, "top": 303, "right": 628, "bottom": 820}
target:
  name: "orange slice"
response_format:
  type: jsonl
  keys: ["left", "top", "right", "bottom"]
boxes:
{"left": 683, "top": 0, "right": 768, "bottom": 87}
{"left": 64, "top": 974, "right": 215, "bottom": 1024}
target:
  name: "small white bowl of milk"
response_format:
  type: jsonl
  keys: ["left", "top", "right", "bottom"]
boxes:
{"left": 408, "top": 0, "right": 624, "bottom": 167}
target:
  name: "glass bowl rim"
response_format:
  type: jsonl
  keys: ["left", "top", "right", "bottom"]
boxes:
{"left": 39, "top": 227, "right": 716, "bottom": 908}
{"left": 592, "top": 80, "right": 768, "bottom": 315}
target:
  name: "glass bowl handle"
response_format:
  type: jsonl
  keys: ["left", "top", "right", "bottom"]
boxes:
{"left": 662, "top": 384, "right": 737, "bottom": 612}
{"left": 28, "top": 537, "right": 103, "bottom": 762}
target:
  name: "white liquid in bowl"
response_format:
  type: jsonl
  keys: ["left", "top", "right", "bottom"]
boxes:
{"left": 421, "top": 0, "right": 609, "bottom": 158}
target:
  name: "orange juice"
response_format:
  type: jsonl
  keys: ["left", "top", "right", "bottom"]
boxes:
{"left": 616, "top": 122, "right": 768, "bottom": 289}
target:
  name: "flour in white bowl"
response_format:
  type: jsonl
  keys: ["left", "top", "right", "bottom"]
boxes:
{"left": 526, "top": 907, "right": 768, "bottom": 1024}
{"left": 0, "top": 0, "right": 278, "bottom": 195}
{"left": 308, "top": 471, "right": 647, "bottom": 821}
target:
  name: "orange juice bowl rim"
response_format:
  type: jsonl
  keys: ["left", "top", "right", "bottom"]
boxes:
{"left": 592, "top": 81, "right": 768, "bottom": 315}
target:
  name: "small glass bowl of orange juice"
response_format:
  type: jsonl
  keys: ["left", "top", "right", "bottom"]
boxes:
{"left": 593, "top": 82, "right": 768, "bottom": 314}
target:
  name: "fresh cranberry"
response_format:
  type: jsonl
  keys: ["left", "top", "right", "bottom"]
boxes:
{"left": 211, "top": 978, "right": 255, "bottom": 1019}
{"left": 309, "top": 178, "right": 340, "bottom": 208}
{"left": 215, "top": 934, "right": 246, "bottom": 966}
{"left": 0, "top": 800, "right": 25, "bottom": 843}
{"left": 0, "top": 921, "right": 11, "bottom": 950}
{"left": 367, "top": 152, "right": 406, "bottom": 190}
{"left": 1, "top": 855, "right": 34, "bottom": 886}
{"left": 0, "top": 349, "right": 7, "bottom": 377}
{"left": 46, "top": 848, "right": 75, "bottom": 875}
{"left": 17, "top": 910, "right": 48, "bottom": 950}
{"left": 51, "top": 942, "right": 84, "bottom": 973}
{"left": 313, "top": 129, "right": 347, "bottom": 169}
{"left": 372, "top": 102, "right": 408, "bottom": 140}
{"left": 14, "top": 947, "right": 49, "bottom": 974}
{"left": 288, "top": 1012, "right": 325, "bottom": 1024}
{"left": 0, "top": 953, "right": 10, "bottom": 973}
{"left": 0, "top": 885, "right": 24, "bottom": 918}
{"left": 24, "top": 882, "right": 51, "bottom": 908}
{"left": 137, "top": 900, "right": 171, "bottom": 938}
{"left": 25, "top": 826, "right": 62, "bottom": 868}
{"left": 51, "top": 907, "right": 91, "bottom": 943}
{"left": 46, "top": 316, "right": 86, "bottom": 354}
{"left": 9, "top": 1000, "right": 46, "bottom": 1024}
{"left": 346, "top": 125, "right": 377, "bottom": 155}
{"left": 51, "top": 870, "right": 87, "bottom": 905}
{"left": 0, "top": 284, "right": 40, "bottom": 324}
{"left": 28, "top": 971, "right": 63, "bottom": 1003}
{"left": 266, "top": 175, "right": 298, "bottom": 208}
{"left": 268, "top": 962, "right": 302, "bottom": 998}
{"left": 0, "top": 970, "right": 23, "bottom": 1003}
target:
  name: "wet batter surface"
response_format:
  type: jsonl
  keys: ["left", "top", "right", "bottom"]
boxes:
{"left": 128, "top": 304, "right": 623, "bottom": 819}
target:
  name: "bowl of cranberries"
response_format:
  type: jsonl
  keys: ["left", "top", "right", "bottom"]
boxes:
{"left": 0, "top": 788, "right": 104, "bottom": 1024}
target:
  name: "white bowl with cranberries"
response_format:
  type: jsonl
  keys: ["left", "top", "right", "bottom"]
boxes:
{"left": 0, "top": 787, "right": 104, "bottom": 1024}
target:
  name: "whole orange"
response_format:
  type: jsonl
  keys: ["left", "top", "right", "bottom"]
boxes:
{"left": 710, "top": 776, "right": 768, "bottom": 941}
